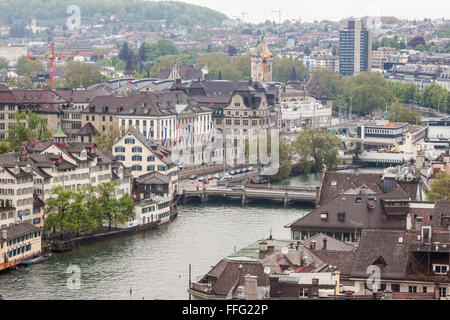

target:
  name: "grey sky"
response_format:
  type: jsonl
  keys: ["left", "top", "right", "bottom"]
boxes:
{"left": 162, "top": 0, "right": 449, "bottom": 23}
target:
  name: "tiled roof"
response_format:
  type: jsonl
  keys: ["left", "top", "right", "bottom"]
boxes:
{"left": 138, "top": 171, "right": 171, "bottom": 185}
{"left": 12, "top": 89, "right": 69, "bottom": 114}
{"left": 77, "top": 122, "right": 98, "bottom": 136}
{"left": 287, "top": 194, "right": 409, "bottom": 231}
{"left": 351, "top": 229, "right": 409, "bottom": 279}
{"left": 128, "top": 129, "right": 173, "bottom": 165}
{"left": 0, "top": 223, "right": 41, "bottom": 242}
{"left": 311, "top": 250, "right": 357, "bottom": 276}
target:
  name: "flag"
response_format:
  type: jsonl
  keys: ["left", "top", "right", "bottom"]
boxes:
{"left": 175, "top": 125, "right": 179, "bottom": 145}
{"left": 163, "top": 127, "right": 168, "bottom": 147}
{"left": 186, "top": 123, "right": 191, "bottom": 146}
{"left": 147, "top": 127, "right": 152, "bottom": 140}
{"left": 198, "top": 119, "right": 202, "bottom": 141}
{"left": 118, "top": 81, "right": 121, "bottom": 88}
{"left": 208, "top": 120, "right": 214, "bottom": 140}
{"left": 303, "top": 74, "right": 306, "bottom": 82}
{"left": 19, "top": 212, "right": 23, "bottom": 222}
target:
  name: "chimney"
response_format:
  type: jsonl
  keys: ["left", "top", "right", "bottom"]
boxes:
{"left": 311, "top": 278, "right": 319, "bottom": 298}
{"left": 244, "top": 275, "right": 258, "bottom": 300}
{"left": 175, "top": 78, "right": 182, "bottom": 89}
{"left": 286, "top": 246, "right": 303, "bottom": 266}
{"left": 323, "top": 238, "right": 327, "bottom": 250}
{"left": 259, "top": 241, "right": 268, "bottom": 253}
{"left": 248, "top": 78, "right": 253, "bottom": 87}
{"left": 334, "top": 271, "right": 340, "bottom": 295}
{"left": 310, "top": 240, "right": 316, "bottom": 250}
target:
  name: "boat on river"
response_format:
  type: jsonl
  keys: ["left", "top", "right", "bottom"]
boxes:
{"left": 21, "top": 253, "right": 53, "bottom": 266}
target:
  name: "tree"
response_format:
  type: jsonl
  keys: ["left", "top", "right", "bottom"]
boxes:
{"left": 0, "top": 141, "right": 12, "bottom": 154}
{"left": 44, "top": 187, "right": 77, "bottom": 234}
{"left": 0, "top": 57, "right": 9, "bottom": 70}
{"left": 387, "top": 81, "right": 417, "bottom": 104}
{"left": 427, "top": 172, "right": 450, "bottom": 201}
{"left": 144, "top": 39, "right": 178, "bottom": 62}
{"left": 7, "top": 111, "right": 52, "bottom": 151}
{"left": 385, "top": 102, "right": 422, "bottom": 124}
{"left": 7, "top": 76, "right": 33, "bottom": 89}
{"left": 96, "top": 123, "right": 125, "bottom": 152}
{"left": 16, "top": 56, "right": 44, "bottom": 76}
{"left": 343, "top": 72, "right": 394, "bottom": 115}
{"left": 119, "top": 42, "right": 130, "bottom": 61}
{"left": 311, "top": 67, "right": 346, "bottom": 98}
{"left": 63, "top": 61, "right": 107, "bottom": 88}
{"left": 272, "top": 57, "right": 309, "bottom": 83}
{"left": 292, "top": 128, "right": 342, "bottom": 173}
{"left": 97, "top": 181, "right": 135, "bottom": 231}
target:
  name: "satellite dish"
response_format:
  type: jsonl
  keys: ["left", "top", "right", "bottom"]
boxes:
{"left": 264, "top": 267, "right": 271, "bottom": 274}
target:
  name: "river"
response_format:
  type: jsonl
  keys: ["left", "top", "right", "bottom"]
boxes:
{"left": 0, "top": 169, "right": 381, "bottom": 300}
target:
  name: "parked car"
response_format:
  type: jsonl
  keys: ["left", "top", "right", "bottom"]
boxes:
{"left": 198, "top": 177, "right": 205, "bottom": 182}
{"left": 214, "top": 174, "right": 222, "bottom": 180}
{"left": 232, "top": 185, "right": 245, "bottom": 191}
{"left": 229, "top": 171, "right": 236, "bottom": 175}
{"left": 236, "top": 169, "right": 243, "bottom": 175}
{"left": 188, "top": 175, "right": 197, "bottom": 180}
{"left": 207, "top": 176, "right": 215, "bottom": 180}
{"left": 248, "top": 166, "right": 255, "bottom": 172}
{"left": 224, "top": 174, "right": 232, "bottom": 180}
{"left": 243, "top": 168, "right": 250, "bottom": 173}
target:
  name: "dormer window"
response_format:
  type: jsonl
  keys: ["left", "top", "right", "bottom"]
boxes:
{"left": 321, "top": 212, "right": 328, "bottom": 220}
{"left": 433, "top": 265, "right": 449, "bottom": 275}
{"left": 338, "top": 212, "right": 345, "bottom": 221}
{"left": 330, "top": 181, "right": 337, "bottom": 186}
{"left": 355, "top": 197, "right": 362, "bottom": 203}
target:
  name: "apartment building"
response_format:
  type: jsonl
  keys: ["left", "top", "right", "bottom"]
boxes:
{"left": 0, "top": 223, "right": 42, "bottom": 271}
{"left": 372, "top": 47, "right": 398, "bottom": 70}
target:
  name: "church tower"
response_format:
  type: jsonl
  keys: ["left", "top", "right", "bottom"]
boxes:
{"left": 251, "top": 41, "right": 273, "bottom": 83}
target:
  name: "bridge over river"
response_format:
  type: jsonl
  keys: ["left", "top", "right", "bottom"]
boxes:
{"left": 177, "top": 184, "right": 319, "bottom": 206}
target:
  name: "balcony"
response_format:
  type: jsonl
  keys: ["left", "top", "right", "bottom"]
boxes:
{"left": 190, "top": 282, "right": 214, "bottom": 295}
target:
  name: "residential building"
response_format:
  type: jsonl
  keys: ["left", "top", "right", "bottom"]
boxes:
{"left": 0, "top": 223, "right": 42, "bottom": 271}
{"left": 372, "top": 47, "right": 397, "bottom": 70}
{"left": 339, "top": 19, "right": 372, "bottom": 76}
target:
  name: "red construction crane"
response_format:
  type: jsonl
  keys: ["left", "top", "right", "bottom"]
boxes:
{"left": 27, "top": 42, "right": 104, "bottom": 90}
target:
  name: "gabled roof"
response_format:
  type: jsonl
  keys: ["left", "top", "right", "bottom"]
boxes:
{"left": 77, "top": 122, "right": 98, "bottom": 136}
{"left": 308, "top": 77, "right": 332, "bottom": 100}
{"left": 351, "top": 230, "right": 409, "bottom": 279}
{"left": 138, "top": 171, "right": 171, "bottom": 185}
{"left": 125, "top": 129, "right": 173, "bottom": 165}
{"left": 0, "top": 223, "right": 41, "bottom": 242}
{"left": 287, "top": 194, "right": 409, "bottom": 231}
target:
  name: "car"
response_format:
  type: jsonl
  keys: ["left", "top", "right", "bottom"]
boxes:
{"left": 207, "top": 176, "right": 215, "bottom": 180}
{"left": 214, "top": 174, "right": 222, "bottom": 180}
{"left": 224, "top": 174, "right": 232, "bottom": 180}
{"left": 232, "top": 185, "right": 245, "bottom": 191}
{"left": 236, "top": 169, "right": 243, "bottom": 175}
{"left": 198, "top": 177, "right": 205, "bottom": 182}
{"left": 248, "top": 166, "right": 255, "bottom": 172}
{"left": 188, "top": 175, "right": 197, "bottom": 180}
{"left": 243, "top": 168, "right": 250, "bottom": 173}
{"left": 229, "top": 171, "right": 236, "bottom": 175}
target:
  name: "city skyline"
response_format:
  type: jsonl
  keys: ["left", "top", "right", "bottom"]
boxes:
{"left": 164, "top": 0, "right": 449, "bottom": 23}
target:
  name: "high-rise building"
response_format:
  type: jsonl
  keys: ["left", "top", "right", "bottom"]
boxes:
{"left": 339, "top": 19, "right": 372, "bottom": 76}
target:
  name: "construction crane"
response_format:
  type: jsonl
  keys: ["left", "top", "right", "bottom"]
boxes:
{"left": 27, "top": 42, "right": 104, "bottom": 90}
{"left": 270, "top": 10, "right": 282, "bottom": 24}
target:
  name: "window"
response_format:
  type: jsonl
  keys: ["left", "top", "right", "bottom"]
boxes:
{"left": 147, "top": 156, "right": 155, "bottom": 162}
{"left": 299, "top": 288, "right": 309, "bottom": 298}
{"left": 355, "top": 197, "right": 362, "bottom": 203}
{"left": 132, "top": 155, "right": 142, "bottom": 161}
{"left": 439, "top": 287, "right": 447, "bottom": 298}
{"left": 408, "top": 286, "right": 417, "bottom": 293}
{"left": 147, "top": 166, "right": 155, "bottom": 172}
{"left": 422, "top": 286, "right": 427, "bottom": 293}
{"left": 337, "top": 212, "right": 345, "bottom": 221}
{"left": 433, "top": 265, "right": 449, "bottom": 275}
{"left": 320, "top": 212, "right": 328, "bottom": 220}
{"left": 391, "top": 284, "right": 400, "bottom": 292}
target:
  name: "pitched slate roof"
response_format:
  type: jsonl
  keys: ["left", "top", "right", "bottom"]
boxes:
{"left": 0, "top": 223, "right": 41, "bottom": 242}
{"left": 351, "top": 229, "right": 409, "bottom": 279}
{"left": 308, "top": 77, "right": 332, "bottom": 100}
{"left": 310, "top": 250, "right": 357, "bottom": 276}
{"left": 287, "top": 194, "right": 409, "bottom": 231}
{"left": 138, "top": 171, "right": 171, "bottom": 185}
{"left": 0, "top": 84, "right": 18, "bottom": 104}
{"left": 77, "top": 122, "right": 98, "bottom": 136}
{"left": 12, "top": 89, "right": 69, "bottom": 114}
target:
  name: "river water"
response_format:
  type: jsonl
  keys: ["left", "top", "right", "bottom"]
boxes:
{"left": 0, "top": 169, "right": 381, "bottom": 300}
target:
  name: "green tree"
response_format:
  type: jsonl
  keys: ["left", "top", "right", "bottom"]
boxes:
{"left": 7, "top": 111, "right": 52, "bottom": 151}
{"left": 7, "top": 76, "right": 33, "bottom": 89}
{"left": 44, "top": 187, "right": 77, "bottom": 234}
{"left": 144, "top": 39, "right": 178, "bottom": 62}
{"left": 386, "top": 81, "right": 417, "bottom": 103}
{"left": 16, "top": 56, "right": 44, "bottom": 76}
{"left": 62, "top": 61, "right": 107, "bottom": 88}
{"left": 385, "top": 102, "right": 422, "bottom": 124}
{"left": 427, "top": 172, "right": 450, "bottom": 201}
{"left": 272, "top": 57, "right": 309, "bottom": 83}
{"left": 96, "top": 123, "right": 125, "bottom": 152}
{"left": 0, "top": 141, "right": 12, "bottom": 154}
{"left": 97, "top": 181, "right": 135, "bottom": 231}
{"left": 119, "top": 42, "right": 130, "bottom": 61}
{"left": 311, "top": 67, "right": 346, "bottom": 98}
{"left": 0, "top": 57, "right": 8, "bottom": 69}
{"left": 343, "top": 72, "right": 394, "bottom": 115}
{"left": 292, "top": 128, "right": 342, "bottom": 173}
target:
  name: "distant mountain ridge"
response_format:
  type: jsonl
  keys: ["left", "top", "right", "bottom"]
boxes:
{"left": 0, "top": 0, "right": 228, "bottom": 29}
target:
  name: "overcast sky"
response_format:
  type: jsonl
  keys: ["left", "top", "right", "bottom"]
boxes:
{"left": 163, "top": 0, "right": 449, "bottom": 23}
